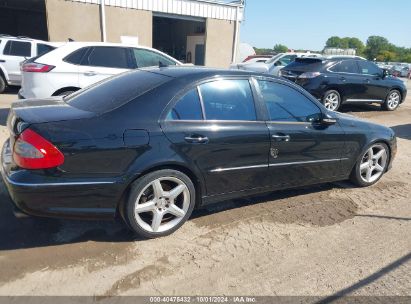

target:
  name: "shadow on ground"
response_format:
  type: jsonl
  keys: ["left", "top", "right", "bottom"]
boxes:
{"left": 317, "top": 251, "right": 411, "bottom": 303}
{"left": 391, "top": 124, "right": 411, "bottom": 140}
{"left": 0, "top": 180, "right": 356, "bottom": 252}
{"left": 0, "top": 108, "right": 9, "bottom": 126}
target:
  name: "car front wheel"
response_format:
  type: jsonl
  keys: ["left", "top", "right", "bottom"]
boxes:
{"left": 125, "top": 169, "right": 196, "bottom": 239}
{"left": 323, "top": 90, "right": 341, "bottom": 111}
{"left": 350, "top": 143, "right": 389, "bottom": 187}
{"left": 383, "top": 90, "right": 401, "bottom": 111}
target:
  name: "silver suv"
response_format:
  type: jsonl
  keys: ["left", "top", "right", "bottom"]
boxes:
{"left": 0, "top": 35, "right": 59, "bottom": 93}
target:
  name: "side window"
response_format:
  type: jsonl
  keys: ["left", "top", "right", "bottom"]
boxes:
{"left": 257, "top": 81, "right": 321, "bottom": 122}
{"left": 278, "top": 55, "right": 297, "bottom": 66}
{"left": 83, "top": 47, "right": 131, "bottom": 69}
{"left": 64, "top": 47, "right": 89, "bottom": 65}
{"left": 133, "top": 49, "right": 176, "bottom": 68}
{"left": 37, "top": 44, "right": 55, "bottom": 56}
{"left": 330, "top": 60, "right": 359, "bottom": 73}
{"left": 199, "top": 79, "right": 257, "bottom": 121}
{"left": 166, "top": 89, "right": 203, "bottom": 120}
{"left": 357, "top": 61, "right": 381, "bottom": 75}
{"left": 3, "top": 41, "right": 31, "bottom": 57}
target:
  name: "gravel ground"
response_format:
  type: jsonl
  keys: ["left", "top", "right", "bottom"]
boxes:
{"left": 0, "top": 82, "right": 410, "bottom": 297}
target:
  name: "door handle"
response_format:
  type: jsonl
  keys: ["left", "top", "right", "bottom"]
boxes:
{"left": 0, "top": 59, "right": 5, "bottom": 63}
{"left": 272, "top": 134, "right": 290, "bottom": 142}
{"left": 84, "top": 71, "right": 97, "bottom": 76}
{"left": 184, "top": 135, "right": 209, "bottom": 144}
{"left": 339, "top": 76, "right": 346, "bottom": 82}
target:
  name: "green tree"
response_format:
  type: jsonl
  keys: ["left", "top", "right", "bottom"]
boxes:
{"left": 325, "top": 36, "right": 342, "bottom": 48}
{"left": 365, "top": 36, "right": 389, "bottom": 60}
{"left": 347, "top": 37, "right": 365, "bottom": 55}
{"left": 376, "top": 50, "right": 396, "bottom": 62}
{"left": 273, "top": 44, "right": 288, "bottom": 53}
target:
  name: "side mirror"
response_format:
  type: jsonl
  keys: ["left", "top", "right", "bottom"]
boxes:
{"left": 382, "top": 69, "right": 389, "bottom": 78}
{"left": 321, "top": 113, "right": 338, "bottom": 125}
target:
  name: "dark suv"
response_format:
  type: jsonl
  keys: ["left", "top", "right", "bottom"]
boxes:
{"left": 280, "top": 58, "right": 407, "bottom": 111}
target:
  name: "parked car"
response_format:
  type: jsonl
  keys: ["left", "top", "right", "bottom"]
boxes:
{"left": 397, "top": 66, "right": 409, "bottom": 78}
{"left": 0, "top": 35, "right": 60, "bottom": 93}
{"left": 18, "top": 42, "right": 182, "bottom": 99}
{"left": 231, "top": 52, "right": 322, "bottom": 76}
{"left": 323, "top": 55, "right": 366, "bottom": 60}
{"left": 242, "top": 55, "right": 272, "bottom": 63}
{"left": 2, "top": 67, "right": 396, "bottom": 238}
{"left": 280, "top": 57, "right": 407, "bottom": 111}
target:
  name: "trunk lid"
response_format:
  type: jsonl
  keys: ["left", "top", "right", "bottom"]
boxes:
{"left": 7, "top": 97, "right": 96, "bottom": 136}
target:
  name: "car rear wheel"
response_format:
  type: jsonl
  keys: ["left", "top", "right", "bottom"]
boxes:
{"left": 350, "top": 143, "right": 389, "bottom": 187}
{"left": 0, "top": 76, "right": 6, "bottom": 93}
{"left": 383, "top": 90, "right": 401, "bottom": 111}
{"left": 125, "top": 169, "right": 196, "bottom": 239}
{"left": 323, "top": 90, "right": 341, "bottom": 111}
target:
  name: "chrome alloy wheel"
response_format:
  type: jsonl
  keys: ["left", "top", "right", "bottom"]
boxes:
{"left": 134, "top": 177, "right": 190, "bottom": 233}
{"left": 324, "top": 92, "right": 340, "bottom": 111}
{"left": 359, "top": 144, "right": 388, "bottom": 184}
{"left": 387, "top": 91, "right": 400, "bottom": 110}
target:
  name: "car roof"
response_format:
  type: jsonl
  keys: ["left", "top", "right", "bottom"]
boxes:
{"left": 142, "top": 66, "right": 268, "bottom": 79}
{"left": 0, "top": 35, "right": 53, "bottom": 44}
{"left": 57, "top": 41, "right": 157, "bottom": 49}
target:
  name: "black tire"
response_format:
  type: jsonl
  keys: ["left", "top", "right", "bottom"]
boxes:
{"left": 124, "top": 169, "right": 196, "bottom": 239}
{"left": 382, "top": 89, "right": 401, "bottom": 111}
{"left": 350, "top": 142, "right": 389, "bottom": 187}
{"left": 322, "top": 90, "right": 341, "bottom": 111}
{"left": 57, "top": 90, "right": 76, "bottom": 97}
{"left": 0, "top": 76, "right": 6, "bottom": 94}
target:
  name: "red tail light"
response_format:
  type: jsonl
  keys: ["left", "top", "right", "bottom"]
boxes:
{"left": 21, "top": 62, "right": 55, "bottom": 73}
{"left": 13, "top": 129, "right": 64, "bottom": 169}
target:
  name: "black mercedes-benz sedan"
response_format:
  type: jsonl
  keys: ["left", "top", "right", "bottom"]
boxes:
{"left": 280, "top": 57, "right": 407, "bottom": 111}
{"left": 1, "top": 67, "right": 397, "bottom": 238}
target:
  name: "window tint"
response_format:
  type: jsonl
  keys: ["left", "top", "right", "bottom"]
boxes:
{"left": 133, "top": 49, "right": 176, "bottom": 68}
{"left": 357, "top": 61, "right": 381, "bottom": 75}
{"left": 83, "top": 47, "right": 130, "bottom": 69}
{"left": 257, "top": 81, "right": 321, "bottom": 122}
{"left": 65, "top": 70, "right": 170, "bottom": 114}
{"left": 199, "top": 79, "right": 256, "bottom": 121}
{"left": 277, "top": 55, "right": 297, "bottom": 66}
{"left": 37, "top": 44, "right": 55, "bottom": 56}
{"left": 329, "top": 60, "right": 359, "bottom": 73}
{"left": 167, "top": 89, "right": 203, "bottom": 120}
{"left": 3, "top": 41, "right": 31, "bottom": 57}
{"left": 64, "top": 47, "right": 89, "bottom": 64}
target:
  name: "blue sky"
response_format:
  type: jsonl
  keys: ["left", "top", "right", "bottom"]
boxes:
{"left": 240, "top": 0, "right": 411, "bottom": 50}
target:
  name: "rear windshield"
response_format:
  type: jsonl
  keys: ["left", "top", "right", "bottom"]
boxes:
{"left": 64, "top": 70, "right": 171, "bottom": 114}
{"left": 284, "top": 58, "right": 323, "bottom": 71}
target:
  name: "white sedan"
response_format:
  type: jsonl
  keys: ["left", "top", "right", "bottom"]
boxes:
{"left": 19, "top": 42, "right": 181, "bottom": 99}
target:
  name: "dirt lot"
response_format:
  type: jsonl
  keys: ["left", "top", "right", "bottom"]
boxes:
{"left": 0, "top": 83, "right": 410, "bottom": 297}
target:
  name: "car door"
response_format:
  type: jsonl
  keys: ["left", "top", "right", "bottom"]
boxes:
{"left": 255, "top": 79, "right": 346, "bottom": 187}
{"left": 1, "top": 40, "right": 31, "bottom": 85}
{"left": 78, "top": 46, "right": 133, "bottom": 88}
{"left": 356, "top": 60, "right": 389, "bottom": 101}
{"left": 161, "top": 78, "right": 271, "bottom": 196}
{"left": 327, "top": 59, "right": 365, "bottom": 100}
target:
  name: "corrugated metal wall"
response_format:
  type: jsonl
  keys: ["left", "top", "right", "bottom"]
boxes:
{"left": 69, "top": 0, "right": 243, "bottom": 21}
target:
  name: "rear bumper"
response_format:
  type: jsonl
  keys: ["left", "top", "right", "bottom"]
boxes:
{"left": 1, "top": 140, "right": 125, "bottom": 220}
